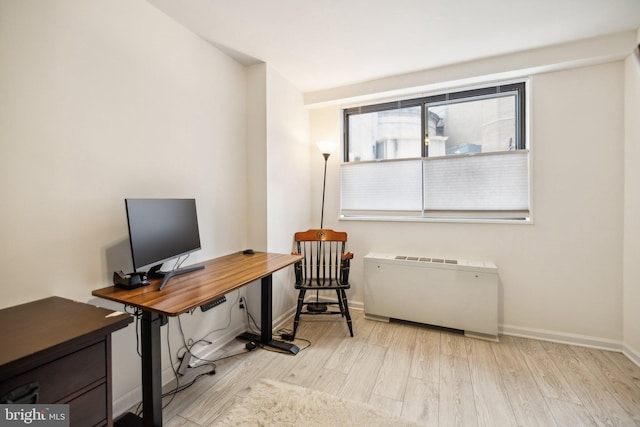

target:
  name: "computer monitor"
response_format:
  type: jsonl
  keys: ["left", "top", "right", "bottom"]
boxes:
{"left": 125, "top": 198, "right": 204, "bottom": 290}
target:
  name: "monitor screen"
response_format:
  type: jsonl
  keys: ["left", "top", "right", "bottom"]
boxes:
{"left": 125, "top": 198, "right": 201, "bottom": 271}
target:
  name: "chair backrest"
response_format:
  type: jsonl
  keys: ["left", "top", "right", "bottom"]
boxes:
{"left": 293, "top": 229, "right": 350, "bottom": 285}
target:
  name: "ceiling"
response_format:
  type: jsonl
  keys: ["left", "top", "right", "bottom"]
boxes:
{"left": 148, "top": 0, "right": 640, "bottom": 93}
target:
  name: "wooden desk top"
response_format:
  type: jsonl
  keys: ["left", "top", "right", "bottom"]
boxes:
{"left": 92, "top": 251, "right": 302, "bottom": 317}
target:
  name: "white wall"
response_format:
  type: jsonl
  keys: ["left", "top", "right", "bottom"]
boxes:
{"left": 623, "top": 33, "right": 640, "bottom": 363}
{"left": 265, "top": 67, "right": 311, "bottom": 317}
{"left": 0, "top": 0, "right": 251, "bottom": 414}
{"left": 246, "top": 64, "right": 269, "bottom": 252}
{"left": 310, "top": 61, "right": 627, "bottom": 348}
{"left": 244, "top": 63, "right": 311, "bottom": 326}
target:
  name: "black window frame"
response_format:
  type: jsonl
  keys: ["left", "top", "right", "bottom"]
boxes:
{"left": 343, "top": 82, "right": 526, "bottom": 162}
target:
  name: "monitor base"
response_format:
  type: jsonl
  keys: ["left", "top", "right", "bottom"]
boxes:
{"left": 148, "top": 264, "right": 205, "bottom": 290}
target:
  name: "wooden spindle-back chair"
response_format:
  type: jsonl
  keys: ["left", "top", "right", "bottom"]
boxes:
{"left": 291, "top": 229, "right": 354, "bottom": 339}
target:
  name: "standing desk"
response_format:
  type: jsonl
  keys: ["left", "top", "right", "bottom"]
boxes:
{"left": 92, "top": 251, "right": 302, "bottom": 427}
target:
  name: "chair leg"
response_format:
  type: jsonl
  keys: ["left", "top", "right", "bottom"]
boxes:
{"left": 336, "top": 289, "right": 345, "bottom": 317}
{"left": 292, "top": 289, "right": 306, "bottom": 339}
{"left": 340, "top": 289, "right": 354, "bottom": 337}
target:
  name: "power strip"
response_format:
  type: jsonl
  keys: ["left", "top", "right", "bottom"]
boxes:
{"left": 200, "top": 295, "right": 226, "bottom": 312}
{"left": 177, "top": 352, "right": 191, "bottom": 376}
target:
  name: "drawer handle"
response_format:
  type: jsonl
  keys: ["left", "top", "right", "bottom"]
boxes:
{"left": 0, "top": 381, "right": 39, "bottom": 404}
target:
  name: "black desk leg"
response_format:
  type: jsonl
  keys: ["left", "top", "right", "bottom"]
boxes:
{"left": 115, "top": 311, "right": 162, "bottom": 427}
{"left": 260, "top": 274, "right": 273, "bottom": 343}
{"left": 141, "top": 311, "right": 163, "bottom": 427}
{"left": 237, "top": 275, "right": 299, "bottom": 354}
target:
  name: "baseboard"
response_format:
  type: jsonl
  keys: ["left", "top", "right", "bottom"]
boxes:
{"left": 363, "top": 313, "right": 390, "bottom": 322}
{"left": 355, "top": 296, "right": 626, "bottom": 354}
{"left": 356, "top": 295, "right": 627, "bottom": 354}
{"left": 332, "top": 298, "right": 626, "bottom": 355}
{"left": 622, "top": 342, "right": 640, "bottom": 368}
{"left": 501, "top": 324, "right": 623, "bottom": 352}
{"left": 112, "top": 386, "right": 142, "bottom": 419}
{"left": 349, "top": 300, "right": 364, "bottom": 311}
{"left": 272, "top": 304, "right": 298, "bottom": 331}
{"left": 464, "top": 330, "right": 500, "bottom": 343}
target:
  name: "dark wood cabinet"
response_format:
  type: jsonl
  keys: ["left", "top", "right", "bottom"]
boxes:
{"left": 0, "top": 297, "right": 132, "bottom": 427}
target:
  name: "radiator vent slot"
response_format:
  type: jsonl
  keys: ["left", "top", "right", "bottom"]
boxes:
{"left": 394, "top": 255, "right": 458, "bottom": 264}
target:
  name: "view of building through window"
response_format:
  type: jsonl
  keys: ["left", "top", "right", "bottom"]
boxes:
{"left": 348, "top": 106, "right": 421, "bottom": 162}
{"left": 346, "top": 90, "right": 518, "bottom": 162}
{"left": 427, "top": 95, "right": 516, "bottom": 157}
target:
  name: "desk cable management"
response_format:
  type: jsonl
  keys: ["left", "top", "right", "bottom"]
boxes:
{"left": 128, "top": 291, "right": 248, "bottom": 416}
{"left": 124, "top": 291, "right": 312, "bottom": 416}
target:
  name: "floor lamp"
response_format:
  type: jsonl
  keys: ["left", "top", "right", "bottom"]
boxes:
{"left": 316, "top": 140, "right": 337, "bottom": 229}
{"left": 309, "top": 140, "right": 337, "bottom": 313}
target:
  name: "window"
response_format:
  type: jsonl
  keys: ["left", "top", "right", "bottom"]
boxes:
{"left": 347, "top": 102, "right": 422, "bottom": 162}
{"left": 341, "top": 82, "right": 529, "bottom": 221}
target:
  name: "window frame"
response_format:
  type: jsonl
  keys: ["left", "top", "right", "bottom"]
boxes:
{"left": 340, "top": 81, "right": 530, "bottom": 223}
{"left": 343, "top": 82, "right": 526, "bottom": 161}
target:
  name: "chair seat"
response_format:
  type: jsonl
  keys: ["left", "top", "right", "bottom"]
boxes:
{"left": 295, "top": 278, "right": 350, "bottom": 290}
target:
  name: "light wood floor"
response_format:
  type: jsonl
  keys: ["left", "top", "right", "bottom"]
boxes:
{"left": 157, "top": 310, "right": 640, "bottom": 426}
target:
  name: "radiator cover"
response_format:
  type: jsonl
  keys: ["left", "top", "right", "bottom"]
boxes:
{"left": 363, "top": 253, "right": 498, "bottom": 338}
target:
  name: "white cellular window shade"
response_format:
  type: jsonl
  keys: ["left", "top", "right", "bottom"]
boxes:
{"left": 340, "top": 151, "right": 530, "bottom": 220}
{"left": 340, "top": 159, "right": 423, "bottom": 216}
{"left": 423, "top": 150, "right": 529, "bottom": 218}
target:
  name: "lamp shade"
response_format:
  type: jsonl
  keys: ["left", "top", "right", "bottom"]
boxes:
{"left": 316, "top": 140, "right": 338, "bottom": 155}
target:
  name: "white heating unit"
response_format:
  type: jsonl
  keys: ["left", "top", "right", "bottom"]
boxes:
{"left": 364, "top": 253, "right": 499, "bottom": 340}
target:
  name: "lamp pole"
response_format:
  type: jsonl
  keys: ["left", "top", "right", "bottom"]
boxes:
{"left": 310, "top": 143, "right": 335, "bottom": 313}
{"left": 320, "top": 152, "right": 330, "bottom": 229}
{"left": 316, "top": 140, "right": 336, "bottom": 229}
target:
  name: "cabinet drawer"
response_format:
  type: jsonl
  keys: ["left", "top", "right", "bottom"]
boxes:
{"left": 0, "top": 341, "right": 105, "bottom": 403}
{"left": 68, "top": 382, "right": 107, "bottom": 427}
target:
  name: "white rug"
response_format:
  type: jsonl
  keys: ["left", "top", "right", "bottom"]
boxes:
{"left": 214, "top": 379, "right": 419, "bottom": 427}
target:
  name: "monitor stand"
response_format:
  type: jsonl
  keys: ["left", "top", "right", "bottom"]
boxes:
{"left": 148, "top": 264, "right": 205, "bottom": 291}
